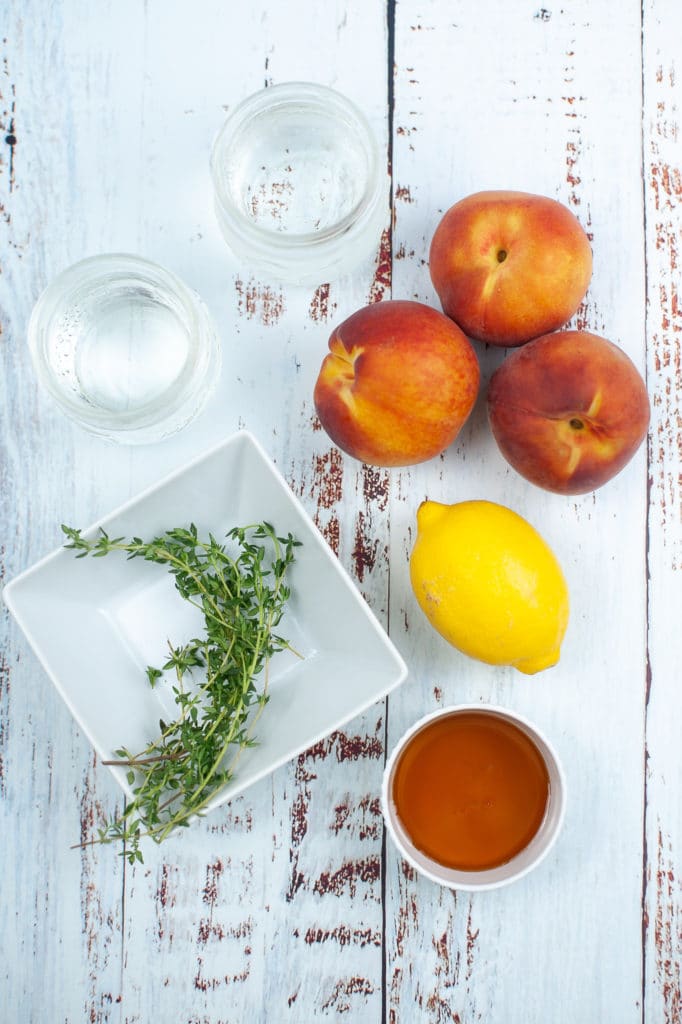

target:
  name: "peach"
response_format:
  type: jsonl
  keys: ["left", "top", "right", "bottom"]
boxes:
{"left": 429, "top": 190, "right": 593, "bottom": 347}
{"left": 487, "top": 330, "right": 650, "bottom": 494}
{"left": 313, "top": 299, "right": 480, "bottom": 467}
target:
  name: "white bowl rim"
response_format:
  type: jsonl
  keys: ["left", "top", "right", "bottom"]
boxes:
{"left": 3, "top": 429, "right": 409, "bottom": 808}
{"left": 381, "top": 702, "right": 567, "bottom": 892}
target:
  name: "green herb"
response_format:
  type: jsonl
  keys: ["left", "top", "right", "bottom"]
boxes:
{"left": 62, "top": 521, "right": 301, "bottom": 864}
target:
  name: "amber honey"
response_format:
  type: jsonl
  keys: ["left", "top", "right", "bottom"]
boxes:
{"left": 391, "top": 711, "right": 550, "bottom": 871}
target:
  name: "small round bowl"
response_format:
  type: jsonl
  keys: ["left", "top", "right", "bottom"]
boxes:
{"left": 27, "top": 254, "right": 221, "bottom": 444}
{"left": 210, "top": 82, "right": 386, "bottom": 285}
{"left": 382, "top": 704, "right": 566, "bottom": 891}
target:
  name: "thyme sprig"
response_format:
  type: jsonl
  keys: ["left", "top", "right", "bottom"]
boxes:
{"left": 62, "top": 521, "right": 301, "bottom": 864}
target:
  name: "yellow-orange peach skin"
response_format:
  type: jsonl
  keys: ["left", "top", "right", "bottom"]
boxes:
{"left": 313, "top": 300, "right": 480, "bottom": 467}
{"left": 429, "top": 190, "right": 593, "bottom": 347}
{"left": 487, "top": 330, "right": 650, "bottom": 494}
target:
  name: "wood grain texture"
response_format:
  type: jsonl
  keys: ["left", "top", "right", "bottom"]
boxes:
{"left": 102, "top": 1, "right": 390, "bottom": 1020}
{"left": 387, "top": 4, "right": 649, "bottom": 1023}
{"left": 0, "top": 1, "right": 680, "bottom": 1022}
{"left": 642, "top": 1, "right": 682, "bottom": 1021}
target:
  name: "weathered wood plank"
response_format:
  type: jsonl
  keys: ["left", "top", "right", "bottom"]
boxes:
{"left": 387, "top": 4, "right": 648, "bottom": 1022}
{"left": 3, "top": 1, "right": 680, "bottom": 1022}
{"left": 98, "top": 2, "right": 393, "bottom": 1021}
{"left": 0, "top": 7, "right": 132, "bottom": 1021}
{"left": 642, "top": 1, "right": 682, "bottom": 1021}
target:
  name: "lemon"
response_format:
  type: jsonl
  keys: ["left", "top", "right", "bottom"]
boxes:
{"left": 409, "top": 499, "right": 569, "bottom": 674}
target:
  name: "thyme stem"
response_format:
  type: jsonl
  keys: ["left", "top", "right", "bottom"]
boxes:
{"left": 62, "top": 521, "right": 301, "bottom": 864}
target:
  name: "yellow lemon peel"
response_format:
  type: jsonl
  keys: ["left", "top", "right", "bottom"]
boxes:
{"left": 409, "top": 499, "right": 569, "bottom": 675}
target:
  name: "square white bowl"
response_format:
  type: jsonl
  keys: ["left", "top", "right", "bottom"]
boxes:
{"left": 4, "top": 431, "right": 407, "bottom": 811}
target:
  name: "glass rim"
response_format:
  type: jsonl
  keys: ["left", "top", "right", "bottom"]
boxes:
{"left": 27, "top": 253, "right": 220, "bottom": 439}
{"left": 210, "top": 81, "right": 384, "bottom": 251}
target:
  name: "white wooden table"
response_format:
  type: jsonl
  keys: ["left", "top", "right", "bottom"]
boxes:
{"left": 2, "top": 2, "right": 681, "bottom": 1021}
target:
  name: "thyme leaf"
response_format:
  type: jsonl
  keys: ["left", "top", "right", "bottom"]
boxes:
{"left": 62, "top": 521, "right": 301, "bottom": 864}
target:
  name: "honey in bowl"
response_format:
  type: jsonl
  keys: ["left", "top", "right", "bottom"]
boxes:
{"left": 391, "top": 710, "right": 550, "bottom": 871}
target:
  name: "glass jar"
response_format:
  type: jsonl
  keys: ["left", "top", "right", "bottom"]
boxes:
{"left": 27, "top": 253, "right": 221, "bottom": 444}
{"left": 210, "top": 82, "right": 386, "bottom": 285}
